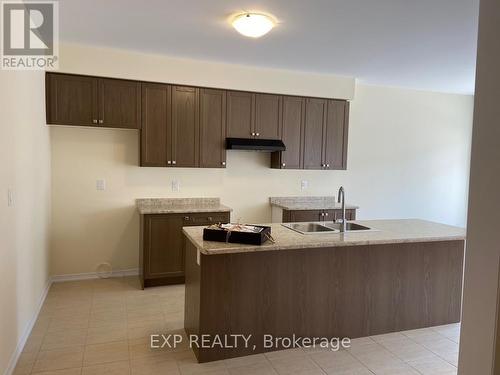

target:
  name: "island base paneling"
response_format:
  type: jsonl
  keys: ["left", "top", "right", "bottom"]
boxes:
{"left": 184, "top": 239, "right": 464, "bottom": 362}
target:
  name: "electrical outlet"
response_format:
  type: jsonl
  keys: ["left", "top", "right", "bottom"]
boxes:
{"left": 171, "top": 180, "right": 180, "bottom": 192}
{"left": 96, "top": 179, "right": 106, "bottom": 191}
{"left": 301, "top": 180, "right": 309, "bottom": 190}
{"left": 7, "top": 189, "right": 14, "bottom": 207}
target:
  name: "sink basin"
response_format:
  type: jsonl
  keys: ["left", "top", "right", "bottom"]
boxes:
{"left": 282, "top": 222, "right": 337, "bottom": 234}
{"left": 323, "top": 222, "right": 373, "bottom": 231}
{"left": 282, "top": 222, "right": 375, "bottom": 234}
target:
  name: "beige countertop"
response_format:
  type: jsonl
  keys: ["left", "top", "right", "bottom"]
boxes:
{"left": 136, "top": 198, "right": 232, "bottom": 214}
{"left": 183, "top": 219, "right": 466, "bottom": 255}
{"left": 269, "top": 196, "right": 359, "bottom": 210}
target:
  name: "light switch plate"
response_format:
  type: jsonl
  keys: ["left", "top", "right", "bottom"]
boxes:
{"left": 96, "top": 179, "right": 106, "bottom": 191}
{"left": 301, "top": 180, "right": 309, "bottom": 190}
{"left": 171, "top": 180, "right": 180, "bottom": 192}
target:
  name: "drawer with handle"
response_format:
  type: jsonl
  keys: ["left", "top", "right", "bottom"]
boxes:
{"left": 182, "top": 213, "right": 230, "bottom": 226}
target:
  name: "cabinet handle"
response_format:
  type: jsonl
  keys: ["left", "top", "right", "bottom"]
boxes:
{"left": 172, "top": 161, "right": 176, "bottom": 165}
{"left": 326, "top": 164, "right": 330, "bottom": 168}
{"left": 207, "top": 217, "right": 213, "bottom": 221}
{"left": 321, "top": 164, "right": 325, "bottom": 168}
{"left": 221, "top": 161, "right": 226, "bottom": 166}
{"left": 282, "top": 163, "right": 286, "bottom": 167}
{"left": 92, "top": 119, "right": 97, "bottom": 124}
{"left": 251, "top": 132, "right": 255, "bottom": 136}
{"left": 321, "top": 212, "right": 325, "bottom": 217}
{"left": 184, "top": 216, "right": 190, "bottom": 221}
{"left": 167, "top": 160, "right": 171, "bottom": 165}
{"left": 256, "top": 133, "right": 260, "bottom": 137}
{"left": 325, "top": 212, "right": 329, "bottom": 217}
{"left": 98, "top": 119, "right": 103, "bottom": 124}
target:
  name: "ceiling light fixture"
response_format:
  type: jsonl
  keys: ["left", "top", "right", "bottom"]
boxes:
{"left": 231, "top": 12, "right": 276, "bottom": 38}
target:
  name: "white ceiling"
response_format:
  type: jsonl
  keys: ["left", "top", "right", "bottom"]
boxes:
{"left": 59, "top": 0, "right": 479, "bottom": 94}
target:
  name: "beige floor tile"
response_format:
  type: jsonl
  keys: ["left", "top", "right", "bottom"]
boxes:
{"left": 127, "top": 321, "right": 166, "bottom": 340}
{"left": 33, "top": 346, "right": 84, "bottom": 372}
{"left": 323, "top": 368, "right": 373, "bottom": 375}
{"left": 83, "top": 341, "right": 129, "bottom": 366}
{"left": 309, "top": 350, "right": 361, "bottom": 371}
{"left": 31, "top": 368, "right": 82, "bottom": 375}
{"left": 178, "top": 360, "right": 227, "bottom": 375}
{"left": 22, "top": 333, "right": 45, "bottom": 353}
{"left": 16, "top": 278, "right": 464, "bottom": 375}
{"left": 407, "top": 357, "right": 457, "bottom": 374}
{"left": 86, "top": 324, "right": 127, "bottom": 345}
{"left": 131, "top": 356, "right": 180, "bottom": 375}
{"left": 227, "top": 362, "right": 278, "bottom": 375}
{"left": 82, "top": 360, "right": 131, "bottom": 375}
{"left": 13, "top": 351, "right": 38, "bottom": 375}
{"left": 47, "top": 316, "right": 89, "bottom": 333}
{"left": 265, "top": 348, "right": 307, "bottom": 361}
{"left": 223, "top": 353, "right": 269, "bottom": 369}
{"left": 42, "top": 329, "right": 88, "bottom": 350}
{"left": 128, "top": 337, "right": 179, "bottom": 359}
{"left": 269, "top": 355, "right": 323, "bottom": 374}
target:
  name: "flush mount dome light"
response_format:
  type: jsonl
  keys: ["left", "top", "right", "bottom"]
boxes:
{"left": 231, "top": 13, "right": 276, "bottom": 38}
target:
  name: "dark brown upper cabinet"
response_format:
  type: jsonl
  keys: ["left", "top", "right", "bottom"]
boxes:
{"left": 199, "top": 88, "right": 227, "bottom": 168}
{"left": 46, "top": 72, "right": 350, "bottom": 170}
{"left": 254, "top": 93, "right": 281, "bottom": 139}
{"left": 303, "top": 98, "right": 327, "bottom": 169}
{"left": 324, "top": 100, "right": 349, "bottom": 170}
{"left": 301, "top": 98, "right": 349, "bottom": 170}
{"left": 226, "top": 91, "right": 254, "bottom": 138}
{"left": 226, "top": 91, "right": 281, "bottom": 140}
{"left": 46, "top": 73, "right": 141, "bottom": 129}
{"left": 271, "top": 96, "right": 304, "bottom": 169}
{"left": 46, "top": 73, "right": 98, "bottom": 126}
{"left": 98, "top": 78, "right": 141, "bottom": 129}
{"left": 141, "top": 83, "right": 170, "bottom": 167}
{"left": 171, "top": 86, "right": 200, "bottom": 167}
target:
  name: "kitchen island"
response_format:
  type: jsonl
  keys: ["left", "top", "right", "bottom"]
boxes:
{"left": 182, "top": 219, "right": 465, "bottom": 362}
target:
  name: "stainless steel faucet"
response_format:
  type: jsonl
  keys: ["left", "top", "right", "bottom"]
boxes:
{"left": 337, "top": 186, "right": 346, "bottom": 232}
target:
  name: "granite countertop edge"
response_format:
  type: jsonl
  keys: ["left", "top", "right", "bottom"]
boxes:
{"left": 138, "top": 204, "right": 232, "bottom": 215}
{"left": 183, "top": 219, "right": 466, "bottom": 255}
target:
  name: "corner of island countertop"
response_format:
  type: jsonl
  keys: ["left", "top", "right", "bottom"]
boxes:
{"left": 136, "top": 197, "right": 232, "bottom": 214}
{"left": 183, "top": 218, "right": 466, "bottom": 255}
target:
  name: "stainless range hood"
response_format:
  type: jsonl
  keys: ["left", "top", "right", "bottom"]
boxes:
{"left": 225, "top": 138, "right": 286, "bottom": 152}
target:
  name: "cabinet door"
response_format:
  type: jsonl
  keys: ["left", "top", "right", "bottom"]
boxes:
{"left": 324, "top": 100, "right": 349, "bottom": 170}
{"left": 140, "top": 83, "right": 170, "bottom": 167}
{"left": 255, "top": 93, "right": 281, "bottom": 139}
{"left": 143, "top": 215, "right": 184, "bottom": 280}
{"left": 280, "top": 96, "right": 304, "bottom": 169}
{"left": 288, "top": 210, "right": 323, "bottom": 222}
{"left": 46, "top": 73, "right": 98, "bottom": 126}
{"left": 226, "top": 91, "right": 255, "bottom": 138}
{"left": 303, "top": 98, "right": 327, "bottom": 169}
{"left": 199, "top": 89, "right": 226, "bottom": 168}
{"left": 171, "top": 86, "right": 199, "bottom": 167}
{"left": 98, "top": 78, "right": 141, "bottom": 129}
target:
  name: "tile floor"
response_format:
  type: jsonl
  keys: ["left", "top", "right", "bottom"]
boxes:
{"left": 14, "top": 277, "right": 460, "bottom": 375}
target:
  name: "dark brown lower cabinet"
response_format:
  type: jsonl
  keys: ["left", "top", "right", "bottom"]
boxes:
{"left": 140, "top": 211, "right": 230, "bottom": 288}
{"left": 282, "top": 209, "right": 356, "bottom": 223}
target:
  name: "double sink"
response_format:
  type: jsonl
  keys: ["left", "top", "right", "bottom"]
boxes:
{"left": 282, "top": 222, "right": 373, "bottom": 235}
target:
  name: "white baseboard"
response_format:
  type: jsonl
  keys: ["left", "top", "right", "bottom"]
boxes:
{"left": 3, "top": 277, "right": 52, "bottom": 375}
{"left": 51, "top": 268, "right": 139, "bottom": 283}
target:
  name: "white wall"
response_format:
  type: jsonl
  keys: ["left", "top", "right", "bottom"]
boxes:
{"left": 49, "top": 44, "right": 473, "bottom": 276}
{"left": 458, "top": 0, "right": 500, "bottom": 372}
{"left": 0, "top": 71, "right": 51, "bottom": 375}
